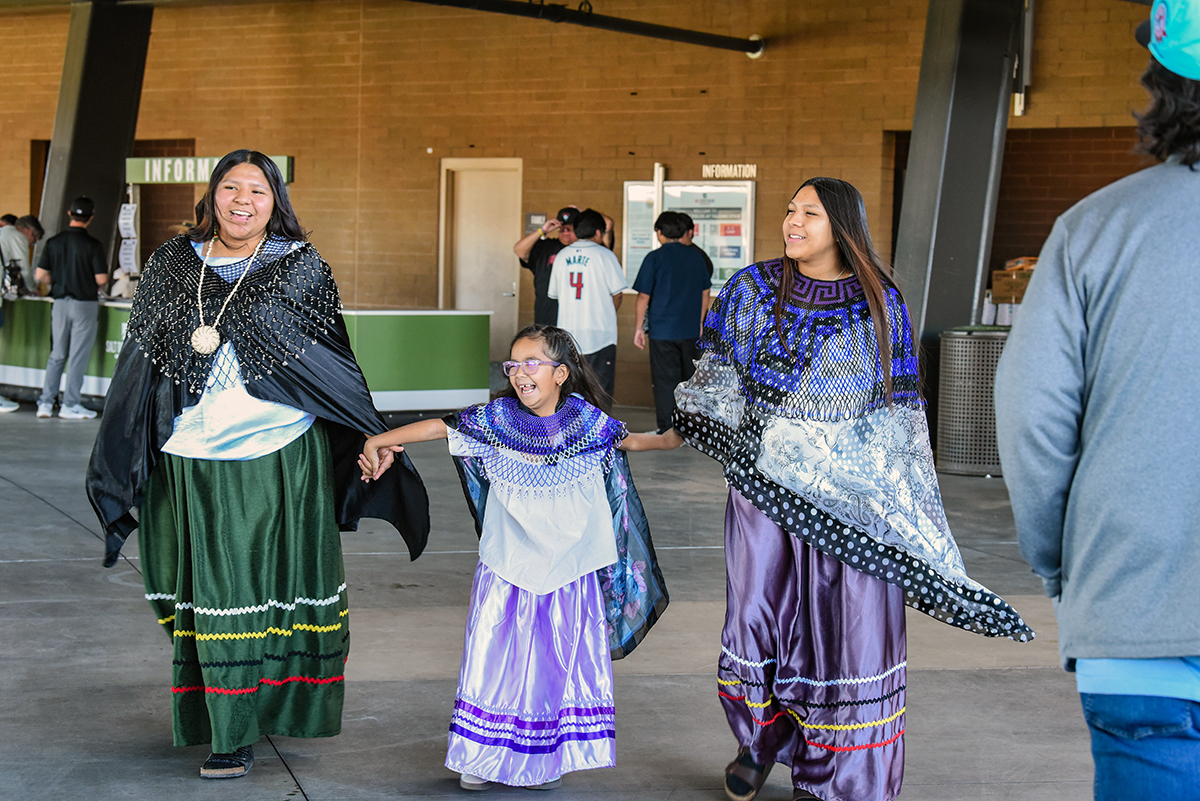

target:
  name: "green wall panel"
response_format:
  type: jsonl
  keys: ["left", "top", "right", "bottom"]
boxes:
{"left": 344, "top": 313, "right": 490, "bottom": 392}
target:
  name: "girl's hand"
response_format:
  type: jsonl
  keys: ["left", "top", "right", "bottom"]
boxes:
{"left": 359, "top": 439, "right": 404, "bottom": 482}
{"left": 619, "top": 427, "right": 685, "bottom": 452}
{"left": 661, "top": 427, "right": 684, "bottom": 449}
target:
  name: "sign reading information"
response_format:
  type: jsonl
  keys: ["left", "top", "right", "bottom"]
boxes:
{"left": 125, "top": 156, "right": 294, "bottom": 184}
{"left": 701, "top": 163, "right": 757, "bottom": 179}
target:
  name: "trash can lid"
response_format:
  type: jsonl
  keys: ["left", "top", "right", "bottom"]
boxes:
{"left": 940, "top": 325, "right": 1009, "bottom": 339}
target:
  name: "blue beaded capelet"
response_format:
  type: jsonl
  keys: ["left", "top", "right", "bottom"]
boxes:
{"left": 448, "top": 395, "right": 670, "bottom": 659}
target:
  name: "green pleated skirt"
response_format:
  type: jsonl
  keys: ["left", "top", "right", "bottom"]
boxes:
{"left": 140, "top": 423, "right": 348, "bottom": 752}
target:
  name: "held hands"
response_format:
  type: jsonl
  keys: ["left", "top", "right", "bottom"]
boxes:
{"left": 661, "top": 427, "right": 684, "bottom": 449}
{"left": 619, "top": 427, "right": 686, "bottom": 452}
{"left": 359, "top": 435, "right": 403, "bottom": 482}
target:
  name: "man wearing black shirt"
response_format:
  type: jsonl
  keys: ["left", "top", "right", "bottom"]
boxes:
{"left": 513, "top": 207, "right": 579, "bottom": 326}
{"left": 514, "top": 206, "right": 616, "bottom": 326}
{"left": 35, "top": 196, "right": 108, "bottom": 420}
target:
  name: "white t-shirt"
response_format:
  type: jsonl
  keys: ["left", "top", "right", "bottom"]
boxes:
{"left": 547, "top": 240, "right": 628, "bottom": 354}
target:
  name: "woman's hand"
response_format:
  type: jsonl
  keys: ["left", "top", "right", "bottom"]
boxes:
{"left": 359, "top": 437, "right": 403, "bottom": 482}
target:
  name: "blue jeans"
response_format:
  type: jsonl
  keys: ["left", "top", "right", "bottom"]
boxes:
{"left": 1081, "top": 693, "right": 1200, "bottom": 800}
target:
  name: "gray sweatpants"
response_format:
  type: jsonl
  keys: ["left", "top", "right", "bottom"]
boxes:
{"left": 39, "top": 297, "right": 99, "bottom": 409}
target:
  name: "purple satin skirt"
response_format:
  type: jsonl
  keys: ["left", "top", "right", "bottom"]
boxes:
{"left": 719, "top": 489, "right": 907, "bottom": 801}
{"left": 445, "top": 562, "right": 616, "bottom": 786}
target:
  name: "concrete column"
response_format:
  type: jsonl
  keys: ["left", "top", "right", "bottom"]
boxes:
{"left": 893, "top": 0, "right": 1022, "bottom": 340}
{"left": 891, "top": 0, "right": 1022, "bottom": 430}
{"left": 37, "top": 1, "right": 153, "bottom": 263}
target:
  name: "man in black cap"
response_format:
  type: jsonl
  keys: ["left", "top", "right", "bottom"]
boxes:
{"left": 35, "top": 196, "right": 108, "bottom": 419}
{"left": 513, "top": 207, "right": 580, "bottom": 326}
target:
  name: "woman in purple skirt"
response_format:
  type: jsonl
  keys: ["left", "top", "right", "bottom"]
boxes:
{"left": 673, "top": 178, "right": 1034, "bottom": 801}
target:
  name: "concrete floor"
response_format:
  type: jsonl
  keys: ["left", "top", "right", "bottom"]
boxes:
{"left": 0, "top": 403, "right": 1093, "bottom": 800}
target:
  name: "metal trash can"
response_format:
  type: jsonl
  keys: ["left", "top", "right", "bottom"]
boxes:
{"left": 936, "top": 327, "right": 1008, "bottom": 476}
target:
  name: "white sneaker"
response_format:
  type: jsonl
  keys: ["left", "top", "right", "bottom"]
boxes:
{"left": 0, "top": 396, "right": 17, "bottom": 413}
{"left": 58, "top": 404, "right": 97, "bottom": 420}
{"left": 36, "top": 403, "right": 54, "bottom": 418}
{"left": 459, "top": 773, "right": 493, "bottom": 791}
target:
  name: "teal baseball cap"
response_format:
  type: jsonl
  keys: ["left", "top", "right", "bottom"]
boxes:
{"left": 1137, "top": 0, "right": 1200, "bottom": 80}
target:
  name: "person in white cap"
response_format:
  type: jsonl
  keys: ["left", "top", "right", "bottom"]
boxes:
{"left": 996, "top": 2, "right": 1200, "bottom": 798}
{"left": 35, "top": 196, "right": 108, "bottom": 419}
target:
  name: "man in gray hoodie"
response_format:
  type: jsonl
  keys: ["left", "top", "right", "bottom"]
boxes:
{"left": 995, "top": 2, "right": 1200, "bottom": 798}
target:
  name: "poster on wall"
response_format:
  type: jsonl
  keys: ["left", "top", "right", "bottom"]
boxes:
{"left": 622, "top": 180, "right": 755, "bottom": 290}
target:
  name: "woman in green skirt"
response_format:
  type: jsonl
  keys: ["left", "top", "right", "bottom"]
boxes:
{"left": 86, "top": 150, "right": 429, "bottom": 779}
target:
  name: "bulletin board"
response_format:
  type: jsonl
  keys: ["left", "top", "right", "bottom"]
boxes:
{"left": 622, "top": 180, "right": 756, "bottom": 290}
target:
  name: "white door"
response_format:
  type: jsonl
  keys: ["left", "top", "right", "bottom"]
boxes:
{"left": 440, "top": 159, "right": 522, "bottom": 361}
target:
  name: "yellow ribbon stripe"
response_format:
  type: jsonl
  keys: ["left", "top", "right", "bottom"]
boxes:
{"left": 173, "top": 622, "right": 343, "bottom": 640}
{"left": 787, "top": 706, "right": 906, "bottom": 731}
{"left": 717, "top": 678, "right": 740, "bottom": 686}
{"left": 743, "top": 696, "right": 775, "bottom": 709}
{"left": 158, "top": 615, "right": 176, "bottom": 625}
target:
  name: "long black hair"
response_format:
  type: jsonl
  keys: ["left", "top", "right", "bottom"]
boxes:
{"left": 774, "top": 177, "right": 905, "bottom": 402}
{"left": 497, "top": 324, "right": 610, "bottom": 411}
{"left": 1135, "top": 58, "right": 1200, "bottom": 167}
{"left": 189, "top": 150, "right": 308, "bottom": 244}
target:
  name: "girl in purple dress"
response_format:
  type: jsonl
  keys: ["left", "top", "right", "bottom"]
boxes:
{"left": 674, "top": 178, "right": 1033, "bottom": 801}
{"left": 361, "top": 324, "right": 679, "bottom": 791}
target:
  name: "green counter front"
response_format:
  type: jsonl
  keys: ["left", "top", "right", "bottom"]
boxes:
{"left": 0, "top": 299, "right": 490, "bottom": 412}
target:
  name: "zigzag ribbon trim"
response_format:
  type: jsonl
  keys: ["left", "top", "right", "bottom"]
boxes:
{"left": 720, "top": 646, "right": 778, "bottom": 668}
{"left": 172, "top": 649, "right": 347, "bottom": 669}
{"left": 452, "top": 718, "right": 614, "bottom": 741}
{"left": 171, "top": 674, "right": 345, "bottom": 695}
{"left": 717, "top": 692, "right": 775, "bottom": 710}
{"left": 805, "top": 729, "right": 904, "bottom": 752}
{"left": 173, "top": 621, "right": 343, "bottom": 640}
{"left": 787, "top": 707, "right": 906, "bottom": 731}
{"left": 145, "top": 592, "right": 175, "bottom": 601}
{"left": 720, "top": 651, "right": 905, "bottom": 687}
{"left": 170, "top": 583, "right": 348, "bottom": 616}
{"left": 717, "top": 675, "right": 907, "bottom": 710}
{"left": 775, "top": 660, "right": 905, "bottom": 687}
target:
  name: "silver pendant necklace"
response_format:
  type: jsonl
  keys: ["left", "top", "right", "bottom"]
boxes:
{"left": 192, "top": 233, "right": 267, "bottom": 355}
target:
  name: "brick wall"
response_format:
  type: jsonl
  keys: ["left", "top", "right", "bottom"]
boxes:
{"left": 0, "top": 0, "right": 1156, "bottom": 405}
{"left": 0, "top": 11, "right": 67, "bottom": 220}
{"left": 991, "top": 127, "right": 1154, "bottom": 273}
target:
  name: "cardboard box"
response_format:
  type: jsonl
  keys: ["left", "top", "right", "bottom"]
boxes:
{"left": 1004, "top": 256, "right": 1038, "bottom": 270}
{"left": 992, "top": 269, "right": 1033, "bottom": 304}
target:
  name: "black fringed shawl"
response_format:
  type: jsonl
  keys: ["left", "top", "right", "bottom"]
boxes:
{"left": 86, "top": 235, "right": 430, "bottom": 566}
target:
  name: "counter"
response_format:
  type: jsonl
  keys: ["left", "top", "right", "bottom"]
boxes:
{"left": 0, "top": 298, "right": 490, "bottom": 412}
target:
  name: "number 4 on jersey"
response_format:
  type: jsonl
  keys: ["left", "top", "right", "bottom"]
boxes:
{"left": 569, "top": 271, "right": 584, "bottom": 300}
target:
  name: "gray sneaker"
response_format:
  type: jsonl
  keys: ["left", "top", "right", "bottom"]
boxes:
{"left": 0, "top": 396, "right": 18, "bottom": 413}
{"left": 58, "top": 404, "right": 97, "bottom": 420}
{"left": 36, "top": 403, "right": 54, "bottom": 418}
